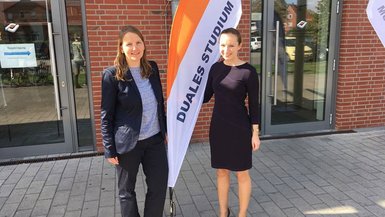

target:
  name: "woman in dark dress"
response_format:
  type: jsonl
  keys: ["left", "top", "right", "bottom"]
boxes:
{"left": 204, "top": 28, "right": 260, "bottom": 217}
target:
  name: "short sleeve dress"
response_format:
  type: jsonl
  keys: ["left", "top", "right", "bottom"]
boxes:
{"left": 204, "top": 61, "right": 260, "bottom": 171}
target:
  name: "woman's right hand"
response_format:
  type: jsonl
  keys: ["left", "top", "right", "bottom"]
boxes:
{"left": 107, "top": 157, "right": 119, "bottom": 165}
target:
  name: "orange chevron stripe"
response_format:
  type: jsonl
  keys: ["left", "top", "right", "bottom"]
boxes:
{"left": 166, "top": 0, "right": 210, "bottom": 97}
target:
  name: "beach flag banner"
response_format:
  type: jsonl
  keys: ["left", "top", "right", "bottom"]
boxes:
{"left": 367, "top": 0, "right": 385, "bottom": 47}
{"left": 166, "top": 0, "right": 242, "bottom": 188}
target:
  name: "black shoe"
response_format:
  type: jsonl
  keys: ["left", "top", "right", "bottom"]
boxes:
{"left": 227, "top": 208, "right": 230, "bottom": 217}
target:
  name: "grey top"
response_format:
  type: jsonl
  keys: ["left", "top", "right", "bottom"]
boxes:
{"left": 71, "top": 41, "right": 84, "bottom": 61}
{"left": 130, "top": 67, "right": 160, "bottom": 140}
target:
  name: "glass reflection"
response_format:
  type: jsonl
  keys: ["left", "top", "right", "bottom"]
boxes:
{"left": 0, "top": 0, "right": 64, "bottom": 148}
{"left": 271, "top": 0, "right": 330, "bottom": 125}
{"left": 65, "top": 0, "right": 94, "bottom": 148}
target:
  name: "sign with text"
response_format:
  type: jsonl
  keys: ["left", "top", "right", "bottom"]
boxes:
{"left": 0, "top": 44, "right": 37, "bottom": 68}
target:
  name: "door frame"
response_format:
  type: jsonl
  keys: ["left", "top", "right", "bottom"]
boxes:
{"left": 0, "top": 0, "right": 76, "bottom": 158}
{"left": 260, "top": 0, "right": 342, "bottom": 136}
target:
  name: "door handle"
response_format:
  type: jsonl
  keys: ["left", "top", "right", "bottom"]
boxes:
{"left": 48, "top": 22, "right": 61, "bottom": 120}
{"left": 272, "top": 21, "right": 279, "bottom": 106}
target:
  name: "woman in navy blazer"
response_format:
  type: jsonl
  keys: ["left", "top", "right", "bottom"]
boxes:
{"left": 101, "top": 25, "right": 168, "bottom": 217}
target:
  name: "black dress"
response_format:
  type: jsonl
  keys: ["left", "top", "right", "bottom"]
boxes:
{"left": 204, "top": 61, "right": 260, "bottom": 171}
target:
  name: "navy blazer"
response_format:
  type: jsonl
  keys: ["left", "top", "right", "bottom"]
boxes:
{"left": 101, "top": 61, "right": 166, "bottom": 158}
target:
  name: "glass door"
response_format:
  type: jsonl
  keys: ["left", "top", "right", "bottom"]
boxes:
{"left": 0, "top": 0, "right": 73, "bottom": 158}
{"left": 263, "top": 0, "right": 336, "bottom": 135}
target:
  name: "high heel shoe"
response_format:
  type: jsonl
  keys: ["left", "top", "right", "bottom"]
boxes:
{"left": 227, "top": 208, "right": 230, "bottom": 217}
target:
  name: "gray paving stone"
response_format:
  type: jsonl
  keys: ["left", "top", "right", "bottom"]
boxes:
{"left": 18, "top": 193, "right": 39, "bottom": 210}
{"left": 26, "top": 181, "right": 45, "bottom": 194}
{"left": 282, "top": 207, "right": 305, "bottom": 217}
{"left": 97, "top": 206, "right": 114, "bottom": 217}
{"left": 0, "top": 166, "right": 14, "bottom": 180}
{"left": 86, "top": 175, "right": 101, "bottom": 188}
{"left": 84, "top": 187, "right": 100, "bottom": 202}
{"left": 15, "top": 176, "right": 34, "bottom": 189}
{"left": 70, "top": 182, "right": 87, "bottom": 196}
{"left": 3, "top": 172, "right": 23, "bottom": 185}
{"left": 24, "top": 164, "right": 42, "bottom": 177}
{"left": 175, "top": 189, "right": 193, "bottom": 205}
{"left": 0, "top": 197, "right": 6, "bottom": 210}
{"left": 67, "top": 195, "right": 84, "bottom": 211}
{"left": 268, "top": 192, "right": 293, "bottom": 209}
{"left": 33, "top": 169, "right": 50, "bottom": 182}
{"left": 81, "top": 200, "right": 98, "bottom": 217}
{"left": 344, "top": 190, "right": 374, "bottom": 206}
{"left": 5, "top": 188, "right": 27, "bottom": 204}
{"left": 57, "top": 178, "right": 74, "bottom": 191}
{"left": 99, "top": 190, "right": 114, "bottom": 207}
{"left": 64, "top": 211, "right": 81, "bottom": 217}
{"left": 0, "top": 202, "right": 18, "bottom": 217}
{"left": 13, "top": 164, "right": 29, "bottom": 174}
{"left": 13, "top": 209, "right": 32, "bottom": 217}
{"left": 31, "top": 199, "right": 52, "bottom": 216}
{"left": 192, "top": 194, "right": 211, "bottom": 212}
{"left": 179, "top": 204, "right": 199, "bottom": 217}
{"left": 51, "top": 160, "right": 68, "bottom": 175}
{"left": 300, "top": 181, "right": 325, "bottom": 195}
{"left": 290, "top": 197, "right": 314, "bottom": 213}
{"left": 248, "top": 199, "right": 265, "bottom": 214}
{"left": 39, "top": 185, "right": 57, "bottom": 200}
{"left": 275, "top": 184, "right": 299, "bottom": 199}
{"left": 52, "top": 190, "right": 70, "bottom": 206}
{"left": 74, "top": 172, "right": 89, "bottom": 183}
{"left": 281, "top": 177, "right": 304, "bottom": 190}
{"left": 259, "top": 201, "right": 287, "bottom": 217}
{"left": 48, "top": 205, "right": 66, "bottom": 217}
{"left": 45, "top": 174, "right": 62, "bottom": 186}
{"left": 0, "top": 183, "right": 15, "bottom": 197}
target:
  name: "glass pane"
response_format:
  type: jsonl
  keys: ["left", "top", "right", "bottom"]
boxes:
{"left": 0, "top": 0, "right": 64, "bottom": 148}
{"left": 271, "top": 0, "right": 330, "bottom": 125}
{"left": 251, "top": 0, "right": 263, "bottom": 69}
{"left": 65, "top": 0, "right": 93, "bottom": 148}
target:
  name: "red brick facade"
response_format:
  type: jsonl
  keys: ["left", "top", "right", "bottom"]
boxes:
{"left": 85, "top": 0, "right": 385, "bottom": 152}
{"left": 336, "top": 0, "right": 385, "bottom": 130}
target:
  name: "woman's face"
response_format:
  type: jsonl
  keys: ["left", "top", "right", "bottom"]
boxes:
{"left": 219, "top": 33, "right": 241, "bottom": 62}
{"left": 121, "top": 32, "right": 145, "bottom": 66}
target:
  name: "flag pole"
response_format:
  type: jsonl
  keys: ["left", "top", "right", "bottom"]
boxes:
{"left": 169, "top": 187, "right": 176, "bottom": 217}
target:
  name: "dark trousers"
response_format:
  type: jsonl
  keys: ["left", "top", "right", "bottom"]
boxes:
{"left": 116, "top": 133, "right": 168, "bottom": 217}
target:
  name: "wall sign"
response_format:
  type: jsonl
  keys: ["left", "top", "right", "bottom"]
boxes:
{"left": 0, "top": 44, "right": 37, "bottom": 68}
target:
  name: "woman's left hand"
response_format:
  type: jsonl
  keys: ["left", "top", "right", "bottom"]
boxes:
{"left": 251, "top": 135, "right": 260, "bottom": 151}
{"left": 164, "top": 134, "right": 168, "bottom": 145}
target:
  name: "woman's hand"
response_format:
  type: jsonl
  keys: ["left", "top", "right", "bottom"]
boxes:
{"left": 251, "top": 134, "right": 260, "bottom": 151}
{"left": 107, "top": 157, "right": 119, "bottom": 165}
{"left": 251, "top": 124, "right": 260, "bottom": 151}
{"left": 164, "top": 133, "right": 168, "bottom": 145}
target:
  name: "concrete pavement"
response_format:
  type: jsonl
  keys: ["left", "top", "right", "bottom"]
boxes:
{"left": 1, "top": 128, "right": 385, "bottom": 217}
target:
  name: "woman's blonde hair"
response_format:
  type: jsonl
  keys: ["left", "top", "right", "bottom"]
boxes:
{"left": 114, "top": 25, "right": 152, "bottom": 81}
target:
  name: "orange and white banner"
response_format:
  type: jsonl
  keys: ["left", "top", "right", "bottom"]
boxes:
{"left": 167, "top": 0, "right": 242, "bottom": 187}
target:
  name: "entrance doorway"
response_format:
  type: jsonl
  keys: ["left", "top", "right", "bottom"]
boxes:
{"left": 0, "top": 0, "right": 74, "bottom": 158}
{"left": 252, "top": 0, "right": 338, "bottom": 135}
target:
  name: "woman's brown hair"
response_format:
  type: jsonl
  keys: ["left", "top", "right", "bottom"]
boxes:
{"left": 114, "top": 25, "right": 152, "bottom": 81}
{"left": 220, "top": 27, "right": 242, "bottom": 44}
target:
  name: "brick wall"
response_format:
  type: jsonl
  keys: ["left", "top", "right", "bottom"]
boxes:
{"left": 336, "top": 0, "right": 385, "bottom": 130}
{"left": 85, "top": 0, "right": 251, "bottom": 151}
